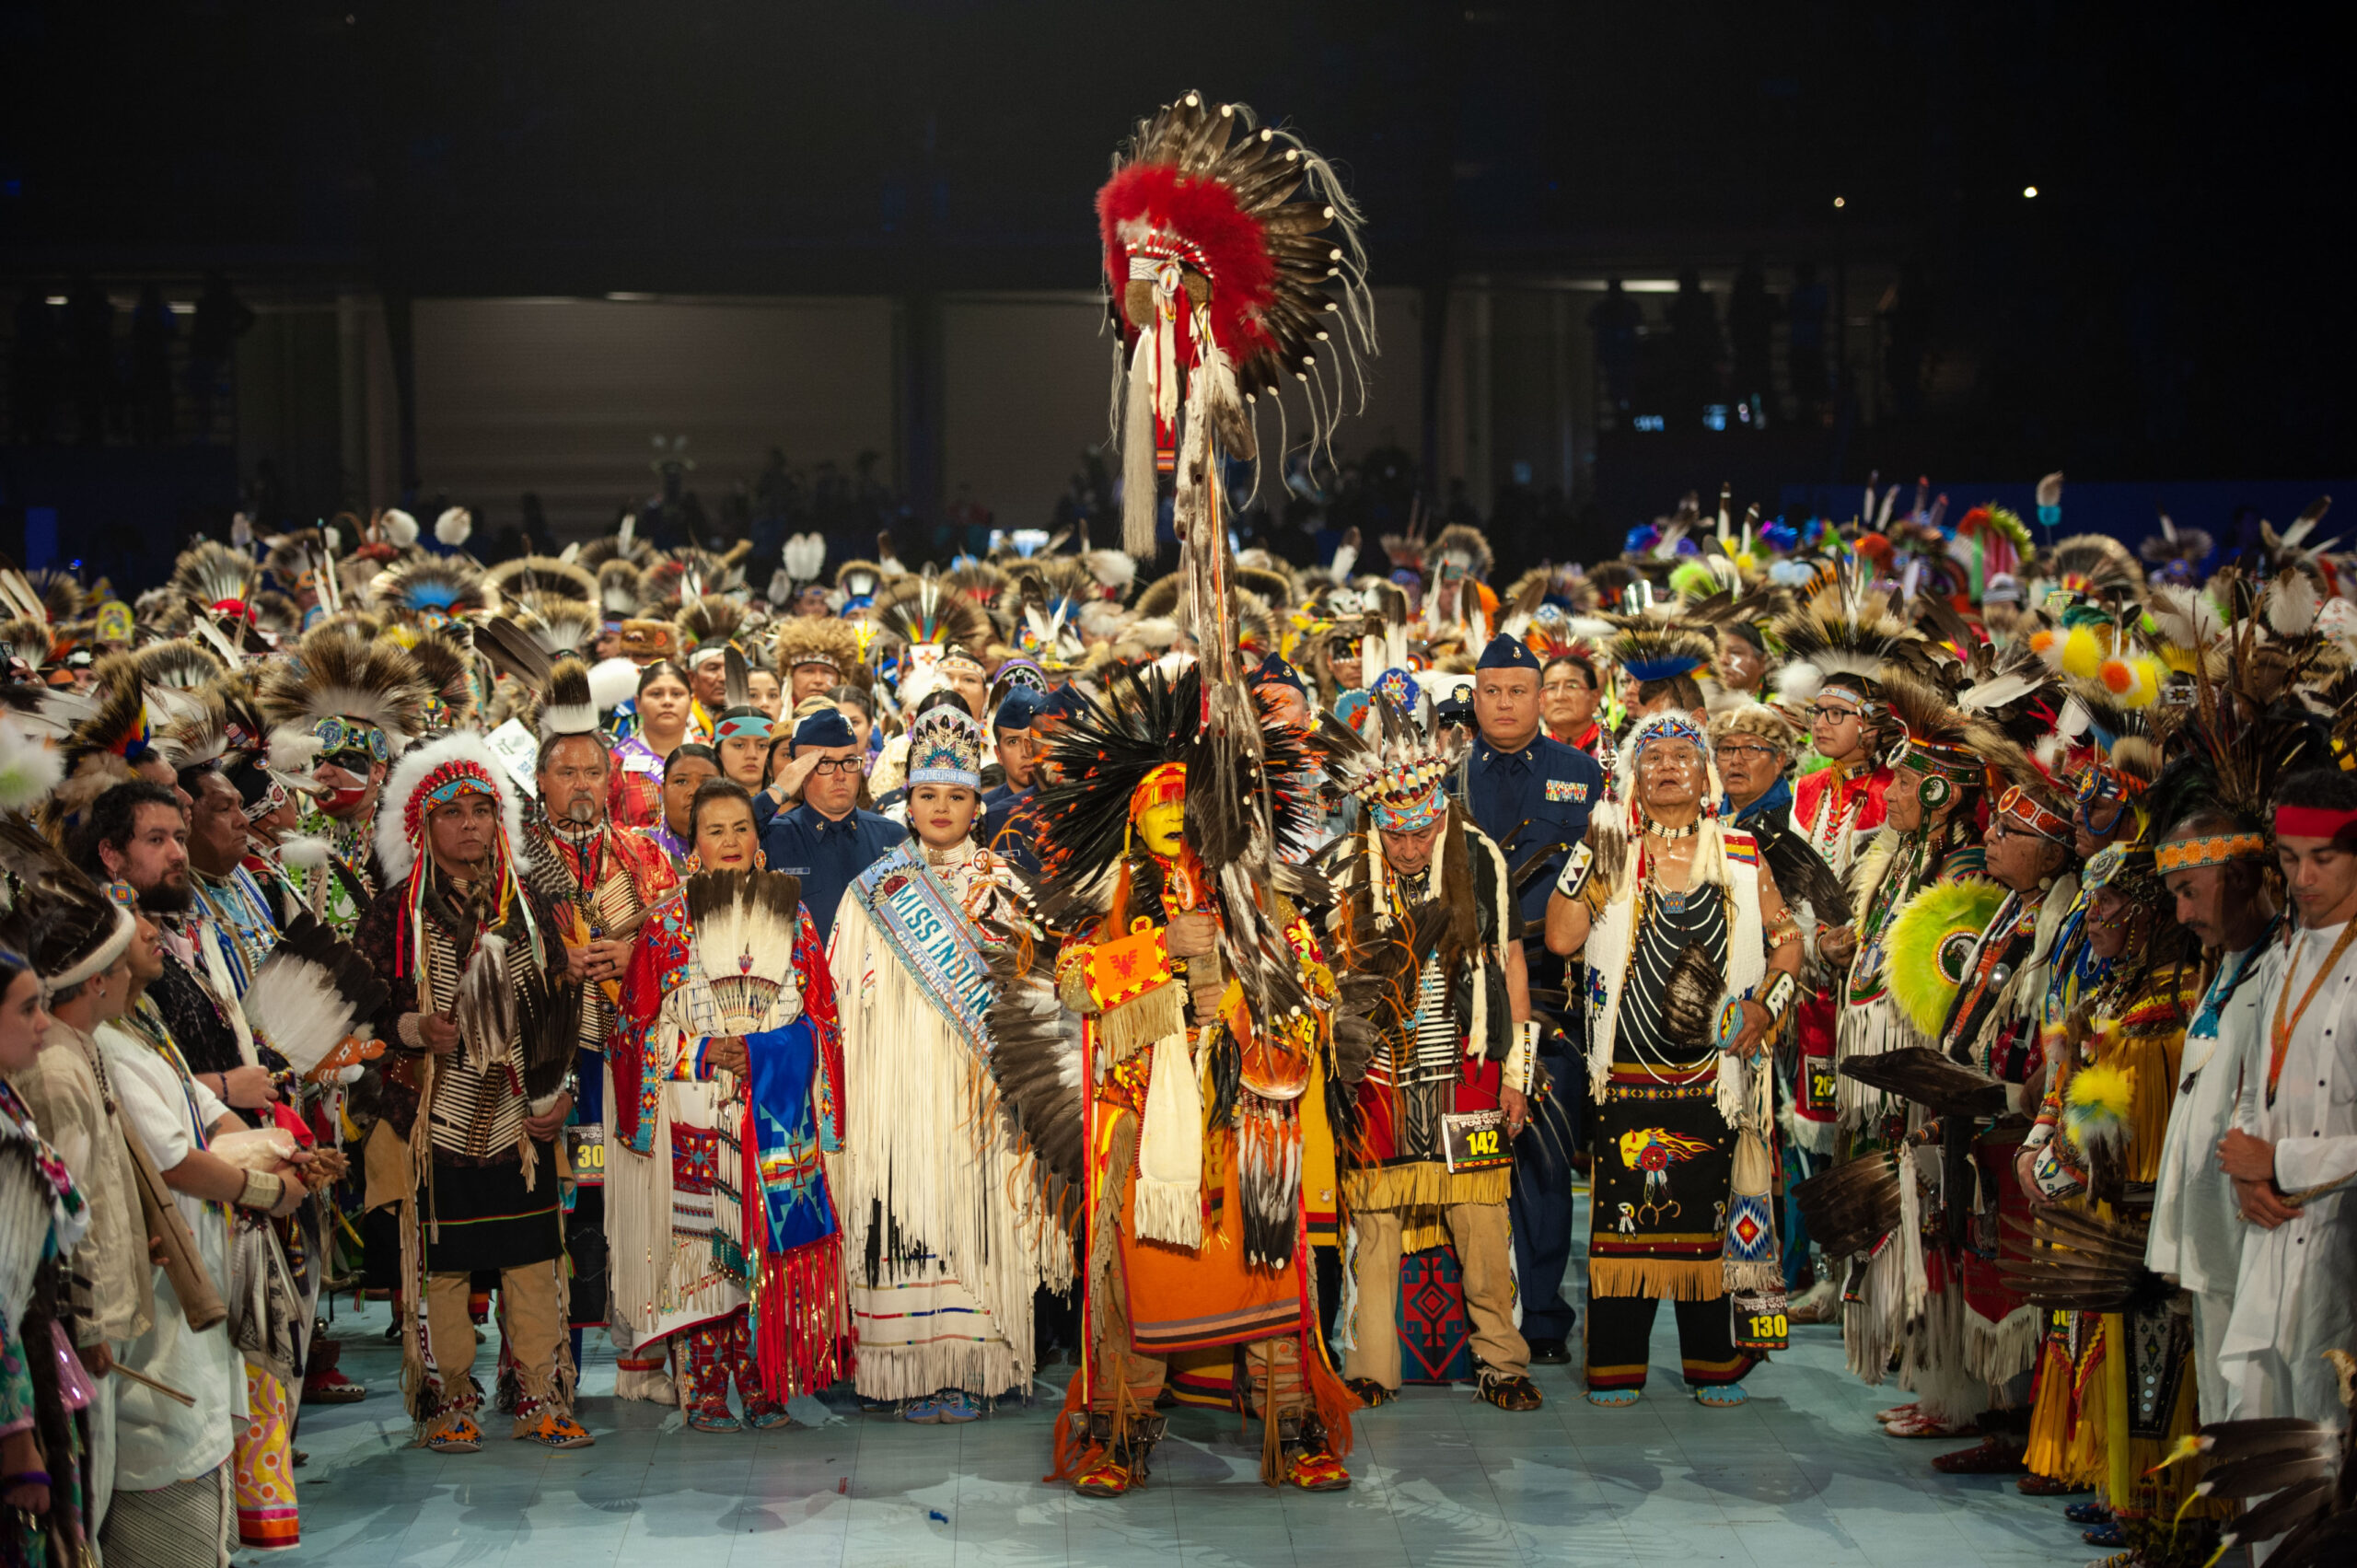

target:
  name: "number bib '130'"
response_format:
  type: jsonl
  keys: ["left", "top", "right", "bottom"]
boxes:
{"left": 1730, "top": 1284, "right": 1788, "bottom": 1352}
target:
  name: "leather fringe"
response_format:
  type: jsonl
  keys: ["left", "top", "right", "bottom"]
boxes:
{"left": 1588, "top": 1256, "right": 1724, "bottom": 1302}
{"left": 1097, "top": 984, "right": 1184, "bottom": 1063}
{"left": 1341, "top": 1162, "right": 1511, "bottom": 1213}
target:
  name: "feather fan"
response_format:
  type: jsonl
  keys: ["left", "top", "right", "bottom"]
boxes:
{"left": 242, "top": 911, "right": 392, "bottom": 1080}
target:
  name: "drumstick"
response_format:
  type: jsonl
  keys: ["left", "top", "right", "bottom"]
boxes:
{"left": 110, "top": 1364, "right": 196, "bottom": 1407}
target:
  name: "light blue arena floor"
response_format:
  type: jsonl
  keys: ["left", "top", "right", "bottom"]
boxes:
{"left": 274, "top": 1259, "right": 2099, "bottom": 1568}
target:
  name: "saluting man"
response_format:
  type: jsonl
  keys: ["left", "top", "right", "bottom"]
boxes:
{"left": 1453, "top": 633, "right": 1605, "bottom": 1369}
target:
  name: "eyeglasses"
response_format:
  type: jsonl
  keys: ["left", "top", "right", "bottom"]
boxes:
{"left": 1806, "top": 705, "right": 1861, "bottom": 724}
{"left": 807, "top": 758, "right": 865, "bottom": 777}
{"left": 1713, "top": 742, "right": 1780, "bottom": 763}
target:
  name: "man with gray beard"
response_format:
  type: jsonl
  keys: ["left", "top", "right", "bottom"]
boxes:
{"left": 529, "top": 660, "right": 679, "bottom": 1390}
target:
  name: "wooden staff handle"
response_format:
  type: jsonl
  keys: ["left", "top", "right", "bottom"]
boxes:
{"left": 110, "top": 1363, "right": 196, "bottom": 1408}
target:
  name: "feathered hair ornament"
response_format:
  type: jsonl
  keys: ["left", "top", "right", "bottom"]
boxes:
{"left": 386, "top": 626, "right": 482, "bottom": 731}
{"left": 0, "top": 710, "right": 65, "bottom": 815}
{"left": 2136, "top": 508, "right": 2214, "bottom": 580}
{"left": 2038, "top": 533, "right": 2146, "bottom": 607}
{"left": 41, "top": 647, "right": 223, "bottom": 835}
{"left": 1769, "top": 573, "right": 1925, "bottom": 707}
{"left": 2142, "top": 617, "right": 2335, "bottom": 848}
{"left": 168, "top": 540, "right": 264, "bottom": 625}
{"left": 2027, "top": 600, "right": 2168, "bottom": 710}
{"left": 1608, "top": 622, "right": 1715, "bottom": 685}
{"left": 484, "top": 554, "right": 597, "bottom": 609}
{"left": 535, "top": 657, "right": 598, "bottom": 741}
{"left": 474, "top": 600, "right": 599, "bottom": 676}
{"left": 0, "top": 816, "right": 135, "bottom": 993}
{"left": 596, "top": 560, "right": 646, "bottom": 622}
{"left": 676, "top": 593, "right": 750, "bottom": 658}
{"left": 263, "top": 526, "right": 336, "bottom": 607}
{"left": 368, "top": 555, "right": 491, "bottom": 629}
{"left": 23, "top": 567, "right": 86, "bottom": 626}
{"left": 258, "top": 625, "right": 429, "bottom": 756}
{"left": 868, "top": 572, "right": 993, "bottom": 674}
{"left": 1947, "top": 504, "right": 2033, "bottom": 602}
{"left": 1100, "top": 89, "right": 1375, "bottom": 555}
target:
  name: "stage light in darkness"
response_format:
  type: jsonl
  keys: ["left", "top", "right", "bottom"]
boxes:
{"left": 1832, "top": 196, "right": 1845, "bottom": 209}
{"left": 2023, "top": 185, "right": 2038, "bottom": 198}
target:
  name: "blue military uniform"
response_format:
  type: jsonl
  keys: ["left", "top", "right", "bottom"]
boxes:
{"left": 978, "top": 688, "right": 1047, "bottom": 871}
{"left": 1452, "top": 634, "right": 1605, "bottom": 1356}
{"left": 759, "top": 799, "right": 903, "bottom": 944}
{"left": 753, "top": 708, "right": 907, "bottom": 943}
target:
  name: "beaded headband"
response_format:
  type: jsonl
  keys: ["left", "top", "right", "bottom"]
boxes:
{"left": 1900, "top": 736, "right": 1983, "bottom": 781}
{"left": 1996, "top": 784, "right": 2073, "bottom": 844}
{"left": 2083, "top": 842, "right": 2163, "bottom": 903}
{"left": 712, "top": 707, "right": 771, "bottom": 746}
{"left": 2154, "top": 831, "right": 2270, "bottom": 875}
{"left": 906, "top": 705, "right": 984, "bottom": 791}
{"left": 406, "top": 761, "right": 499, "bottom": 842}
{"left": 1631, "top": 712, "right": 1707, "bottom": 760}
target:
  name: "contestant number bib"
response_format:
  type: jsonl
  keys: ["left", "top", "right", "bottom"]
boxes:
{"left": 1443, "top": 1109, "right": 1511, "bottom": 1174}
{"left": 567, "top": 1124, "right": 606, "bottom": 1186}
{"left": 1731, "top": 1285, "right": 1789, "bottom": 1353}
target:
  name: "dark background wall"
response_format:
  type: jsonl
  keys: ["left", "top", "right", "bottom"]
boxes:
{"left": 3, "top": 1, "right": 2350, "bottom": 582}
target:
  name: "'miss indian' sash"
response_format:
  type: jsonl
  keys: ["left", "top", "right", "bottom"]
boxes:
{"left": 853, "top": 847, "right": 996, "bottom": 1049}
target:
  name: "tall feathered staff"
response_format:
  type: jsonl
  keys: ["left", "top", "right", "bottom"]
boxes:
{"left": 1097, "top": 91, "right": 1374, "bottom": 1036}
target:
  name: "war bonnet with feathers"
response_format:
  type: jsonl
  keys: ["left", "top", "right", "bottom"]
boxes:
{"left": 373, "top": 729, "right": 531, "bottom": 890}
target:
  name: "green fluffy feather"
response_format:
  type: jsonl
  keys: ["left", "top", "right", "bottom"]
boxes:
{"left": 1669, "top": 560, "right": 1724, "bottom": 602}
{"left": 1885, "top": 877, "right": 2009, "bottom": 1040}
{"left": 1978, "top": 505, "right": 2033, "bottom": 552}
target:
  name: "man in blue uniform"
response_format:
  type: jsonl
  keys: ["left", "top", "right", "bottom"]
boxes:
{"left": 980, "top": 687, "right": 1046, "bottom": 855}
{"left": 758, "top": 707, "right": 903, "bottom": 943}
{"left": 1454, "top": 633, "right": 1605, "bottom": 1368}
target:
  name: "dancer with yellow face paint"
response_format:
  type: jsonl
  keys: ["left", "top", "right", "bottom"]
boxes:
{"left": 988, "top": 666, "right": 1364, "bottom": 1499}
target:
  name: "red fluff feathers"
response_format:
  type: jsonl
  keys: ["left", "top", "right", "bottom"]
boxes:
{"left": 1098, "top": 161, "right": 1281, "bottom": 366}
